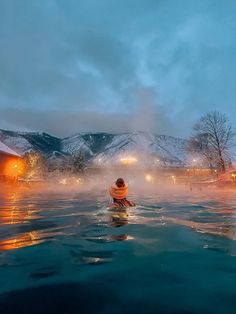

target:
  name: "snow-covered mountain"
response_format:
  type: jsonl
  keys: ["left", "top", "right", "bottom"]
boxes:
{"left": 0, "top": 129, "right": 188, "bottom": 167}
{"left": 91, "top": 132, "right": 187, "bottom": 167}
{"left": 62, "top": 134, "right": 93, "bottom": 158}
{"left": 62, "top": 132, "right": 114, "bottom": 157}
{"left": 0, "top": 129, "right": 61, "bottom": 156}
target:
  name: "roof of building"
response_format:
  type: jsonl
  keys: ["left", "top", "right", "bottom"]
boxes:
{"left": 0, "top": 141, "right": 21, "bottom": 157}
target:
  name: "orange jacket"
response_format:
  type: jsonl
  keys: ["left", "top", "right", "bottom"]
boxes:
{"left": 109, "top": 184, "right": 128, "bottom": 199}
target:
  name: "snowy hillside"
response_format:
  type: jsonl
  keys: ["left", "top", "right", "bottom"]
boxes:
{"left": 0, "top": 129, "right": 188, "bottom": 166}
{"left": 0, "top": 130, "right": 61, "bottom": 156}
{"left": 0, "top": 130, "right": 33, "bottom": 154}
{"left": 62, "top": 133, "right": 114, "bottom": 156}
{"left": 92, "top": 132, "right": 187, "bottom": 167}
{"left": 61, "top": 134, "right": 93, "bottom": 157}
{"left": 154, "top": 135, "right": 187, "bottom": 164}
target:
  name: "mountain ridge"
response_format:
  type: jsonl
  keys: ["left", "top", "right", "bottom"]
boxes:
{"left": 0, "top": 129, "right": 188, "bottom": 167}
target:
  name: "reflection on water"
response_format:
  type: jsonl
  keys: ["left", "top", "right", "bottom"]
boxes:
{"left": 1, "top": 186, "right": 236, "bottom": 312}
{"left": 110, "top": 208, "right": 134, "bottom": 241}
{"left": 70, "top": 248, "right": 114, "bottom": 265}
{"left": 0, "top": 232, "right": 43, "bottom": 251}
{"left": 110, "top": 208, "right": 128, "bottom": 227}
{"left": 1, "top": 187, "right": 236, "bottom": 253}
{"left": 0, "top": 190, "right": 135, "bottom": 258}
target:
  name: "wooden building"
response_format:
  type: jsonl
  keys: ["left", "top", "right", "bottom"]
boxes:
{"left": 0, "top": 141, "right": 22, "bottom": 182}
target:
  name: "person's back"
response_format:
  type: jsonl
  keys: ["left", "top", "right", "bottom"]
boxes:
{"left": 109, "top": 178, "right": 135, "bottom": 208}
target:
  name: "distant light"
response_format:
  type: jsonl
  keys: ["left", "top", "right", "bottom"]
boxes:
{"left": 59, "top": 178, "right": 67, "bottom": 185}
{"left": 171, "top": 175, "right": 176, "bottom": 184}
{"left": 145, "top": 174, "right": 154, "bottom": 183}
{"left": 120, "top": 157, "right": 137, "bottom": 165}
{"left": 14, "top": 164, "right": 18, "bottom": 168}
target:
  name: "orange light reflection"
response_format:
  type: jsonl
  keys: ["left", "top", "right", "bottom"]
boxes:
{"left": 0, "top": 232, "right": 44, "bottom": 251}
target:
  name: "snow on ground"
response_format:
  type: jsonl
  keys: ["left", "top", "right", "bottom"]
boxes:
{"left": 62, "top": 134, "right": 93, "bottom": 156}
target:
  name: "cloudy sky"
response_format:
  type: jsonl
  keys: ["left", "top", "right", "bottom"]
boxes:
{"left": 0, "top": 0, "right": 236, "bottom": 138}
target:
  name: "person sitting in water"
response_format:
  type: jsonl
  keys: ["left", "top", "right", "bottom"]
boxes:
{"left": 109, "top": 178, "right": 135, "bottom": 208}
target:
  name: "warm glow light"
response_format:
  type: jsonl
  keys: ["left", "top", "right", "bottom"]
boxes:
{"left": 120, "top": 157, "right": 138, "bottom": 165}
{"left": 59, "top": 177, "right": 83, "bottom": 185}
{"left": 145, "top": 174, "right": 154, "bottom": 183}
{"left": 3, "top": 159, "right": 26, "bottom": 177}
{"left": 0, "top": 232, "right": 43, "bottom": 251}
{"left": 171, "top": 175, "right": 176, "bottom": 184}
{"left": 59, "top": 178, "right": 67, "bottom": 185}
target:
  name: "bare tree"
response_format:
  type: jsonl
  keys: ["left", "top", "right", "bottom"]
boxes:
{"left": 188, "top": 111, "right": 235, "bottom": 173}
{"left": 23, "top": 151, "right": 47, "bottom": 179}
{"left": 187, "top": 133, "right": 214, "bottom": 170}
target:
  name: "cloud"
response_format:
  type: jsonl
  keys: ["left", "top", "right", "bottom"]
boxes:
{"left": 0, "top": 0, "right": 236, "bottom": 136}
{"left": 0, "top": 96, "right": 176, "bottom": 138}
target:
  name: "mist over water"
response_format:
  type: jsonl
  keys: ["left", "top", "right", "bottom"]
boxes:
{"left": 1, "top": 176, "right": 236, "bottom": 313}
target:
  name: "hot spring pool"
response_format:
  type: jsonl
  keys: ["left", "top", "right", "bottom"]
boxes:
{"left": 1, "top": 186, "right": 236, "bottom": 313}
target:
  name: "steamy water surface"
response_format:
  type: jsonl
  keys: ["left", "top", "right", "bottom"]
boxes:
{"left": 1, "top": 186, "right": 236, "bottom": 313}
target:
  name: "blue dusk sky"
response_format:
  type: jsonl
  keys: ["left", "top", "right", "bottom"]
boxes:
{"left": 0, "top": 0, "right": 236, "bottom": 137}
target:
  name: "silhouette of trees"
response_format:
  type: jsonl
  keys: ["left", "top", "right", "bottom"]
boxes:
{"left": 188, "top": 111, "right": 235, "bottom": 173}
